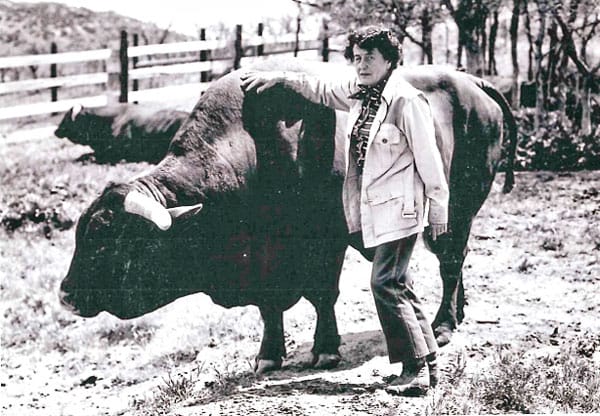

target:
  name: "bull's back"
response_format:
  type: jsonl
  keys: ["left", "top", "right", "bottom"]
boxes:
{"left": 398, "top": 67, "right": 504, "bottom": 176}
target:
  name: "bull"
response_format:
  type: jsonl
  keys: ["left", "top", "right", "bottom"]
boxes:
{"left": 59, "top": 58, "right": 516, "bottom": 373}
{"left": 54, "top": 104, "right": 188, "bottom": 163}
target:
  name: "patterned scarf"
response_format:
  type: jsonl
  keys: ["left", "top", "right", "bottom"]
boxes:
{"left": 348, "top": 76, "right": 389, "bottom": 171}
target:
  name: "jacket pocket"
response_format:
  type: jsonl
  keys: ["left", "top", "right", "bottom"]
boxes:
{"left": 366, "top": 185, "right": 417, "bottom": 237}
{"left": 374, "top": 123, "right": 406, "bottom": 147}
{"left": 370, "top": 124, "right": 407, "bottom": 173}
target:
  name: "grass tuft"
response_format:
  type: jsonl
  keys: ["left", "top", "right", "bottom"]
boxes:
{"left": 133, "top": 366, "right": 202, "bottom": 415}
{"left": 98, "top": 322, "right": 156, "bottom": 346}
{"left": 133, "top": 361, "right": 257, "bottom": 415}
{"left": 198, "top": 363, "right": 255, "bottom": 401}
{"left": 428, "top": 336, "right": 600, "bottom": 414}
{"left": 157, "top": 371, "right": 198, "bottom": 406}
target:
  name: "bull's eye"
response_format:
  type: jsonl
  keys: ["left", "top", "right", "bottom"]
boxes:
{"left": 87, "top": 209, "right": 115, "bottom": 235}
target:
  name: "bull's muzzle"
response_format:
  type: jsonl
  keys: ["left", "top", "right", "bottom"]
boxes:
{"left": 58, "top": 288, "right": 100, "bottom": 318}
{"left": 58, "top": 289, "right": 81, "bottom": 315}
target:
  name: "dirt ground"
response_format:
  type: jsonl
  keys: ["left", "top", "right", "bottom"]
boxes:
{"left": 1, "top": 135, "right": 599, "bottom": 415}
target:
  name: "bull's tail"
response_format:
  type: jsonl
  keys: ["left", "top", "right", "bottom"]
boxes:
{"left": 470, "top": 77, "right": 518, "bottom": 193}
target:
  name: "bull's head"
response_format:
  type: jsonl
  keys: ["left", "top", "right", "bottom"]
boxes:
{"left": 59, "top": 183, "right": 204, "bottom": 319}
{"left": 54, "top": 104, "right": 83, "bottom": 139}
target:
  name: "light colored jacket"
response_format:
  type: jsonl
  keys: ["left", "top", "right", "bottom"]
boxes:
{"left": 285, "top": 69, "right": 449, "bottom": 248}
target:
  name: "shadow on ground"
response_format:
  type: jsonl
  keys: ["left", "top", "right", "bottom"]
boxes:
{"left": 193, "top": 330, "right": 390, "bottom": 405}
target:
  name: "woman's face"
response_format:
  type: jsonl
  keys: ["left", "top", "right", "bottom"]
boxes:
{"left": 352, "top": 45, "right": 391, "bottom": 86}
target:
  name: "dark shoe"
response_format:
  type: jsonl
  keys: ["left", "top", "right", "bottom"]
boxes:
{"left": 385, "top": 363, "right": 429, "bottom": 396}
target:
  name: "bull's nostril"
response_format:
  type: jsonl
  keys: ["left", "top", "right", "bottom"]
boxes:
{"left": 59, "top": 289, "right": 76, "bottom": 309}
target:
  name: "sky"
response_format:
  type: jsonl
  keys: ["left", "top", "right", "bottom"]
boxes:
{"left": 15, "top": 0, "right": 302, "bottom": 36}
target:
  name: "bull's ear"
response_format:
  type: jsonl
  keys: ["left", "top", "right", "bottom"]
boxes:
{"left": 71, "top": 104, "right": 83, "bottom": 120}
{"left": 167, "top": 203, "right": 203, "bottom": 220}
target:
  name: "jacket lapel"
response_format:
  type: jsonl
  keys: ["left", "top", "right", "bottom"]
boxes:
{"left": 366, "top": 70, "right": 402, "bottom": 148}
{"left": 344, "top": 70, "right": 403, "bottom": 173}
{"left": 367, "top": 102, "right": 388, "bottom": 145}
{"left": 344, "top": 104, "right": 361, "bottom": 174}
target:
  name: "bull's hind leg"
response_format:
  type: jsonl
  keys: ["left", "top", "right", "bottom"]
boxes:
{"left": 424, "top": 217, "right": 473, "bottom": 347}
{"left": 303, "top": 245, "right": 345, "bottom": 370}
{"left": 255, "top": 306, "right": 285, "bottom": 374}
{"left": 424, "top": 164, "right": 497, "bottom": 346}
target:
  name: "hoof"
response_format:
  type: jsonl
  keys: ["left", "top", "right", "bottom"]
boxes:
{"left": 385, "top": 384, "right": 429, "bottom": 397}
{"left": 457, "top": 308, "right": 465, "bottom": 324}
{"left": 312, "top": 353, "right": 341, "bottom": 369}
{"left": 434, "top": 324, "right": 453, "bottom": 347}
{"left": 254, "top": 358, "right": 282, "bottom": 374}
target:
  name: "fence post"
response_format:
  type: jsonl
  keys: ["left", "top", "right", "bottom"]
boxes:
{"left": 234, "top": 24, "right": 243, "bottom": 70}
{"left": 119, "top": 29, "right": 129, "bottom": 103}
{"left": 132, "top": 33, "right": 139, "bottom": 104}
{"left": 322, "top": 21, "right": 330, "bottom": 62}
{"left": 294, "top": 16, "right": 301, "bottom": 57}
{"left": 257, "top": 23, "right": 264, "bottom": 57}
{"left": 50, "top": 42, "right": 58, "bottom": 103}
{"left": 200, "top": 28, "right": 211, "bottom": 82}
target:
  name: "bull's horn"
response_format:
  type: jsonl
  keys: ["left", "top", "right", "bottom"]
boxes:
{"left": 124, "top": 191, "right": 172, "bottom": 231}
{"left": 71, "top": 104, "right": 83, "bottom": 120}
{"left": 167, "top": 203, "right": 203, "bottom": 219}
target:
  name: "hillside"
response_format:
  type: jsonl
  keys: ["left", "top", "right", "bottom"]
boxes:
{"left": 0, "top": 0, "right": 192, "bottom": 79}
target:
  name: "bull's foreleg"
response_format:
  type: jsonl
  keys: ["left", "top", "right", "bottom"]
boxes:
{"left": 304, "top": 247, "right": 345, "bottom": 370}
{"left": 308, "top": 294, "right": 342, "bottom": 369}
{"left": 255, "top": 306, "right": 285, "bottom": 374}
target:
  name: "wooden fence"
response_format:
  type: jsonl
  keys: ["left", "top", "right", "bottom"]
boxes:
{"left": 0, "top": 23, "right": 338, "bottom": 121}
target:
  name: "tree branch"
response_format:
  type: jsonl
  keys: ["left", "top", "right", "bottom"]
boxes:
{"left": 290, "top": 0, "right": 328, "bottom": 9}
{"left": 553, "top": 10, "right": 592, "bottom": 76}
{"left": 158, "top": 23, "right": 173, "bottom": 44}
{"left": 399, "top": 27, "right": 425, "bottom": 47}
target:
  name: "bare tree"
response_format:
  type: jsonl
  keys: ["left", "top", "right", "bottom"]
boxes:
{"left": 158, "top": 24, "right": 173, "bottom": 45}
{"left": 523, "top": 0, "right": 535, "bottom": 80}
{"left": 441, "top": 0, "right": 493, "bottom": 74}
{"left": 296, "top": 0, "right": 446, "bottom": 65}
{"left": 487, "top": 9, "right": 499, "bottom": 75}
{"left": 418, "top": 2, "right": 436, "bottom": 64}
{"left": 509, "top": 0, "right": 522, "bottom": 109}
{"left": 531, "top": 0, "right": 551, "bottom": 131}
{"left": 552, "top": 1, "right": 600, "bottom": 135}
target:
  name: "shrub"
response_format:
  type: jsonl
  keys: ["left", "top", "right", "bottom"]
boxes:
{"left": 428, "top": 335, "right": 600, "bottom": 414}
{"left": 0, "top": 192, "right": 76, "bottom": 237}
{"left": 515, "top": 104, "right": 600, "bottom": 171}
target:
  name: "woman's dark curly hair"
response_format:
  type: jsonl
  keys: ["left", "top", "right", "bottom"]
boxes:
{"left": 344, "top": 26, "right": 401, "bottom": 69}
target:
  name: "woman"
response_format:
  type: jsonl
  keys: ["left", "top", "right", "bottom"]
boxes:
{"left": 241, "top": 26, "right": 448, "bottom": 396}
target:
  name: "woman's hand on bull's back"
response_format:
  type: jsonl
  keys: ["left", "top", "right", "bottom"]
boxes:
{"left": 240, "top": 71, "right": 285, "bottom": 94}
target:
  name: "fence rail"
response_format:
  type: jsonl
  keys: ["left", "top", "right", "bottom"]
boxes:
{"left": 129, "top": 61, "right": 228, "bottom": 79}
{"left": 128, "top": 82, "right": 210, "bottom": 103}
{"left": 0, "top": 72, "right": 108, "bottom": 95}
{"left": 127, "top": 39, "right": 227, "bottom": 58}
{"left": 0, "top": 48, "right": 112, "bottom": 69}
{"left": 1, "top": 22, "right": 336, "bottom": 122}
{"left": 0, "top": 95, "right": 108, "bottom": 120}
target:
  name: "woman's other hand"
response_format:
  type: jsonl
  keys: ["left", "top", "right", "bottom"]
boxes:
{"left": 430, "top": 223, "right": 447, "bottom": 241}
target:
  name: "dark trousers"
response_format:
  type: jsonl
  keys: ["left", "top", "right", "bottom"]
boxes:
{"left": 351, "top": 232, "right": 438, "bottom": 364}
